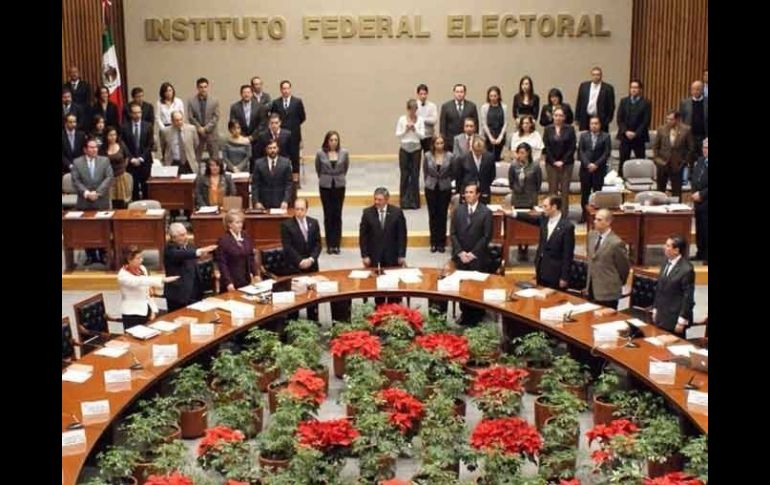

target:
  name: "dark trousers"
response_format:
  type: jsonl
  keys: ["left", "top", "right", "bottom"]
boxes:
{"left": 425, "top": 188, "right": 451, "bottom": 248}
{"left": 455, "top": 260, "right": 487, "bottom": 325}
{"left": 166, "top": 299, "right": 186, "bottom": 313}
{"left": 122, "top": 306, "right": 151, "bottom": 329}
{"left": 320, "top": 186, "right": 345, "bottom": 249}
{"left": 692, "top": 135, "right": 705, "bottom": 165}
{"left": 289, "top": 139, "right": 301, "bottom": 173}
{"left": 127, "top": 165, "right": 148, "bottom": 201}
{"left": 486, "top": 135, "right": 506, "bottom": 162}
{"left": 85, "top": 248, "right": 107, "bottom": 262}
{"left": 656, "top": 164, "right": 683, "bottom": 198}
{"left": 399, "top": 148, "right": 422, "bottom": 209}
{"left": 588, "top": 284, "right": 618, "bottom": 310}
{"left": 694, "top": 203, "right": 708, "bottom": 261}
{"left": 171, "top": 159, "right": 194, "bottom": 174}
{"left": 420, "top": 137, "right": 432, "bottom": 153}
{"left": 580, "top": 167, "right": 607, "bottom": 213}
{"left": 618, "top": 137, "right": 646, "bottom": 177}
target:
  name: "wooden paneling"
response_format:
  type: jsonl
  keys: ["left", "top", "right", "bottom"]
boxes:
{"left": 631, "top": 0, "right": 709, "bottom": 127}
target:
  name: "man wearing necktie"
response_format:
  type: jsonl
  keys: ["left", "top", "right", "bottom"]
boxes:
{"left": 578, "top": 117, "right": 611, "bottom": 222}
{"left": 440, "top": 83, "right": 479, "bottom": 145}
{"left": 62, "top": 113, "right": 85, "bottom": 174}
{"left": 690, "top": 138, "right": 708, "bottom": 262}
{"left": 62, "top": 65, "right": 91, "bottom": 108}
{"left": 61, "top": 87, "right": 83, "bottom": 129}
{"left": 230, "top": 85, "right": 267, "bottom": 168}
{"left": 161, "top": 111, "right": 200, "bottom": 175}
{"left": 186, "top": 77, "right": 221, "bottom": 162}
{"left": 452, "top": 118, "right": 477, "bottom": 157}
{"left": 652, "top": 235, "right": 695, "bottom": 333}
{"left": 121, "top": 101, "right": 154, "bottom": 201}
{"left": 251, "top": 139, "right": 292, "bottom": 210}
{"left": 615, "top": 80, "right": 651, "bottom": 177}
{"left": 585, "top": 209, "right": 630, "bottom": 310}
{"left": 270, "top": 80, "right": 306, "bottom": 181}
{"left": 163, "top": 223, "right": 218, "bottom": 311}
{"left": 281, "top": 198, "right": 322, "bottom": 321}
{"left": 256, "top": 113, "right": 291, "bottom": 161}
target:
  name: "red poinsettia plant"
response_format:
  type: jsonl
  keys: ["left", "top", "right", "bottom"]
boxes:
{"left": 285, "top": 367, "right": 327, "bottom": 405}
{"left": 225, "top": 481, "right": 250, "bottom": 485}
{"left": 414, "top": 333, "right": 470, "bottom": 363}
{"left": 471, "top": 366, "right": 529, "bottom": 395}
{"left": 380, "top": 480, "right": 412, "bottom": 485}
{"left": 470, "top": 417, "right": 543, "bottom": 457}
{"left": 560, "top": 480, "right": 581, "bottom": 485}
{"left": 368, "top": 303, "right": 424, "bottom": 332}
{"left": 297, "top": 418, "right": 360, "bottom": 462}
{"left": 378, "top": 387, "right": 424, "bottom": 433}
{"left": 586, "top": 419, "right": 645, "bottom": 480}
{"left": 587, "top": 419, "right": 639, "bottom": 447}
{"left": 143, "top": 472, "right": 193, "bottom": 485}
{"left": 643, "top": 472, "right": 705, "bottom": 485}
{"left": 196, "top": 425, "right": 245, "bottom": 457}
{"left": 330, "top": 330, "right": 382, "bottom": 360}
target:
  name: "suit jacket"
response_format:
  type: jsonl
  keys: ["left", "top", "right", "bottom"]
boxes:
{"left": 255, "top": 129, "right": 292, "bottom": 160}
{"left": 215, "top": 231, "right": 256, "bottom": 291}
{"left": 359, "top": 204, "right": 407, "bottom": 266}
{"left": 453, "top": 133, "right": 474, "bottom": 157}
{"left": 63, "top": 80, "right": 92, "bottom": 108}
{"left": 270, "top": 97, "right": 306, "bottom": 142}
{"left": 251, "top": 156, "right": 292, "bottom": 208}
{"left": 678, "top": 97, "right": 708, "bottom": 136}
{"left": 194, "top": 173, "right": 236, "bottom": 208}
{"left": 117, "top": 266, "right": 161, "bottom": 316}
{"left": 315, "top": 148, "right": 350, "bottom": 188}
{"left": 451, "top": 202, "right": 493, "bottom": 271}
{"left": 459, "top": 151, "right": 496, "bottom": 197}
{"left": 281, "top": 216, "right": 322, "bottom": 273}
{"left": 586, "top": 231, "right": 630, "bottom": 301}
{"left": 516, "top": 212, "right": 575, "bottom": 287}
{"left": 653, "top": 258, "right": 695, "bottom": 331}
{"left": 578, "top": 131, "right": 611, "bottom": 172}
{"left": 440, "top": 100, "right": 479, "bottom": 142}
{"left": 62, "top": 129, "right": 86, "bottom": 173}
{"left": 89, "top": 101, "right": 120, "bottom": 130}
{"left": 543, "top": 125, "right": 577, "bottom": 166}
{"left": 62, "top": 103, "right": 85, "bottom": 129}
{"left": 651, "top": 124, "right": 695, "bottom": 171}
{"left": 121, "top": 120, "right": 154, "bottom": 181}
{"left": 508, "top": 161, "right": 542, "bottom": 208}
{"left": 122, "top": 101, "right": 155, "bottom": 125}
{"left": 253, "top": 91, "right": 272, "bottom": 107}
{"left": 423, "top": 151, "right": 454, "bottom": 191}
{"left": 575, "top": 81, "right": 616, "bottom": 131}
{"left": 616, "top": 96, "right": 651, "bottom": 142}
{"left": 539, "top": 103, "right": 574, "bottom": 127}
{"left": 71, "top": 155, "right": 114, "bottom": 210}
{"left": 160, "top": 124, "right": 200, "bottom": 173}
{"left": 691, "top": 156, "right": 708, "bottom": 210}
{"left": 186, "top": 96, "right": 221, "bottom": 135}
{"left": 163, "top": 243, "right": 202, "bottom": 306}
{"left": 229, "top": 99, "right": 267, "bottom": 140}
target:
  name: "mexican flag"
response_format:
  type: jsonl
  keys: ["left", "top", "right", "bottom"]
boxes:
{"left": 101, "top": 23, "right": 123, "bottom": 117}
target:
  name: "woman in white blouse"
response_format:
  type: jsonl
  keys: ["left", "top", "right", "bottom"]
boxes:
{"left": 509, "top": 115, "right": 544, "bottom": 162}
{"left": 156, "top": 82, "right": 185, "bottom": 131}
{"left": 118, "top": 246, "right": 178, "bottom": 329}
{"left": 395, "top": 98, "right": 425, "bottom": 209}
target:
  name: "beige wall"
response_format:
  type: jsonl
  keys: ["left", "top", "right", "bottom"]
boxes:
{"left": 124, "top": 0, "right": 631, "bottom": 156}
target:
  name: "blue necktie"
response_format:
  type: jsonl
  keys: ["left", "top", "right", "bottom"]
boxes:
{"left": 88, "top": 159, "right": 95, "bottom": 179}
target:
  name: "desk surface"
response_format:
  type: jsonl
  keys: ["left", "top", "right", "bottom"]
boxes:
{"left": 61, "top": 268, "right": 707, "bottom": 484}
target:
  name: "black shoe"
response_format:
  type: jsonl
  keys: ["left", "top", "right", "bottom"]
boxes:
{"left": 437, "top": 246, "right": 446, "bottom": 253}
{"left": 334, "top": 247, "right": 341, "bottom": 254}
{"left": 84, "top": 257, "right": 94, "bottom": 266}
{"left": 327, "top": 248, "right": 333, "bottom": 254}
{"left": 430, "top": 246, "right": 437, "bottom": 253}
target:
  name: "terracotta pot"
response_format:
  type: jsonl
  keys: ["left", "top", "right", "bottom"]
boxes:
{"left": 543, "top": 416, "right": 579, "bottom": 448}
{"left": 383, "top": 368, "right": 406, "bottom": 385}
{"left": 333, "top": 353, "right": 346, "bottom": 378}
{"left": 249, "top": 405, "right": 264, "bottom": 438}
{"left": 346, "top": 404, "right": 356, "bottom": 418}
{"left": 122, "top": 478, "right": 138, "bottom": 485}
{"left": 523, "top": 366, "right": 548, "bottom": 394}
{"left": 164, "top": 423, "right": 182, "bottom": 442}
{"left": 564, "top": 383, "right": 588, "bottom": 401}
{"left": 259, "top": 454, "right": 290, "bottom": 473}
{"left": 454, "top": 398, "right": 466, "bottom": 417}
{"left": 252, "top": 362, "right": 280, "bottom": 392}
{"left": 647, "top": 453, "right": 684, "bottom": 478}
{"left": 132, "top": 462, "right": 153, "bottom": 483}
{"left": 592, "top": 395, "right": 618, "bottom": 426}
{"left": 534, "top": 396, "right": 558, "bottom": 430}
{"left": 268, "top": 382, "right": 288, "bottom": 414}
{"left": 315, "top": 365, "right": 330, "bottom": 393}
{"left": 209, "top": 379, "right": 244, "bottom": 402}
{"left": 177, "top": 400, "right": 207, "bottom": 439}
{"left": 544, "top": 453, "right": 577, "bottom": 482}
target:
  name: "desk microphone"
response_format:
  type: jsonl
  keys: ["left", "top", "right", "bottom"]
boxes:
{"left": 129, "top": 351, "right": 143, "bottom": 370}
{"left": 562, "top": 310, "right": 576, "bottom": 323}
{"left": 683, "top": 375, "right": 699, "bottom": 390}
{"left": 507, "top": 289, "right": 519, "bottom": 302}
{"left": 624, "top": 321, "right": 643, "bottom": 347}
{"left": 63, "top": 412, "right": 84, "bottom": 430}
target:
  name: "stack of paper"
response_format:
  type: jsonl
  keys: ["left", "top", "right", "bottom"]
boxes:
{"left": 385, "top": 268, "right": 423, "bottom": 284}
{"left": 349, "top": 270, "right": 371, "bottom": 279}
{"left": 448, "top": 270, "right": 490, "bottom": 282}
{"left": 592, "top": 321, "right": 630, "bottom": 333}
{"left": 196, "top": 206, "right": 219, "bottom": 214}
{"left": 93, "top": 346, "right": 128, "bottom": 358}
{"left": 94, "top": 211, "right": 115, "bottom": 218}
{"left": 187, "top": 300, "right": 219, "bottom": 312}
{"left": 487, "top": 204, "right": 503, "bottom": 212}
{"left": 146, "top": 208, "right": 165, "bottom": 216}
{"left": 376, "top": 275, "right": 400, "bottom": 289}
{"left": 64, "top": 211, "right": 84, "bottom": 219}
{"left": 540, "top": 302, "right": 575, "bottom": 321}
{"left": 179, "top": 173, "right": 197, "bottom": 180}
{"left": 269, "top": 208, "right": 288, "bottom": 215}
{"left": 640, "top": 205, "right": 667, "bottom": 213}
{"left": 570, "top": 302, "right": 601, "bottom": 315}
{"left": 667, "top": 203, "right": 692, "bottom": 211}
{"left": 626, "top": 318, "right": 648, "bottom": 327}
{"left": 667, "top": 344, "right": 698, "bottom": 357}
{"left": 62, "top": 364, "right": 93, "bottom": 383}
{"left": 239, "top": 280, "right": 275, "bottom": 295}
{"left": 125, "top": 325, "right": 161, "bottom": 340}
{"left": 149, "top": 320, "right": 182, "bottom": 333}
{"left": 515, "top": 288, "right": 549, "bottom": 298}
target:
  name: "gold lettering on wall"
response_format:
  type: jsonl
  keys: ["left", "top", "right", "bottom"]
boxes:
{"left": 340, "top": 16, "right": 357, "bottom": 38}
{"left": 500, "top": 15, "right": 518, "bottom": 37}
{"left": 359, "top": 16, "right": 377, "bottom": 38}
{"left": 396, "top": 16, "right": 413, "bottom": 38}
{"left": 576, "top": 15, "right": 593, "bottom": 37}
{"left": 447, "top": 15, "right": 463, "bottom": 38}
{"left": 594, "top": 15, "right": 610, "bottom": 37}
{"left": 482, "top": 15, "right": 499, "bottom": 37}
{"left": 537, "top": 15, "right": 556, "bottom": 37}
{"left": 556, "top": 14, "right": 574, "bottom": 37}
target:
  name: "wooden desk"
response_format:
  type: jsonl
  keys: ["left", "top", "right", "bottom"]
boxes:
{"left": 502, "top": 212, "right": 541, "bottom": 262}
{"left": 491, "top": 211, "right": 505, "bottom": 245}
{"left": 586, "top": 206, "right": 642, "bottom": 263}
{"left": 191, "top": 209, "right": 295, "bottom": 249}
{"left": 148, "top": 177, "right": 251, "bottom": 213}
{"left": 62, "top": 212, "right": 113, "bottom": 271}
{"left": 111, "top": 210, "right": 167, "bottom": 270}
{"left": 640, "top": 210, "right": 693, "bottom": 264}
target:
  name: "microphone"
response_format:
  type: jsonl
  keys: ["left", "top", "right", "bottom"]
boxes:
{"left": 562, "top": 310, "right": 576, "bottom": 323}
{"left": 62, "top": 412, "right": 84, "bottom": 430}
{"left": 507, "top": 288, "right": 519, "bottom": 302}
{"left": 623, "top": 320, "right": 644, "bottom": 347}
{"left": 683, "top": 375, "right": 699, "bottom": 390}
{"left": 129, "top": 351, "right": 143, "bottom": 370}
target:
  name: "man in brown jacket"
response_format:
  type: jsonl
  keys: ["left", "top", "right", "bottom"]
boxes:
{"left": 651, "top": 110, "right": 695, "bottom": 198}
{"left": 585, "top": 209, "right": 630, "bottom": 309}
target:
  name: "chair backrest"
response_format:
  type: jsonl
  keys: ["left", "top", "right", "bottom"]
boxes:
{"left": 73, "top": 294, "right": 109, "bottom": 336}
{"left": 630, "top": 270, "right": 658, "bottom": 310}
{"left": 197, "top": 259, "right": 217, "bottom": 296}
{"left": 495, "top": 161, "right": 511, "bottom": 181}
{"left": 571, "top": 162, "right": 581, "bottom": 182}
{"left": 128, "top": 199, "right": 162, "bottom": 210}
{"left": 634, "top": 190, "right": 669, "bottom": 206}
{"left": 487, "top": 243, "right": 505, "bottom": 275}
{"left": 623, "top": 159, "right": 656, "bottom": 180}
{"left": 589, "top": 191, "right": 624, "bottom": 209}
{"left": 62, "top": 316, "right": 76, "bottom": 364}
{"left": 647, "top": 130, "right": 658, "bottom": 148}
{"left": 62, "top": 173, "right": 76, "bottom": 194}
{"left": 259, "top": 246, "right": 292, "bottom": 277}
{"left": 504, "top": 193, "right": 513, "bottom": 206}
{"left": 567, "top": 256, "right": 588, "bottom": 293}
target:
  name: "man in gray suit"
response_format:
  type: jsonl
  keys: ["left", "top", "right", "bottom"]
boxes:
{"left": 186, "top": 77, "right": 220, "bottom": 161}
{"left": 161, "top": 111, "right": 199, "bottom": 174}
{"left": 678, "top": 80, "right": 708, "bottom": 157}
{"left": 250, "top": 76, "right": 272, "bottom": 107}
{"left": 71, "top": 139, "right": 114, "bottom": 265}
{"left": 452, "top": 117, "right": 477, "bottom": 157}
{"left": 585, "top": 209, "right": 630, "bottom": 309}
{"left": 251, "top": 139, "right": 292, "bottom": 210}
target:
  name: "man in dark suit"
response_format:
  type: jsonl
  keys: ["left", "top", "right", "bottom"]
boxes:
{"left": 679, "top": 80, "right": 708, "bottom": 159}
{"left": 451, "top": 182, "right": 493, "bottom": 325}
{"left": 281, "top": 198, "right": 322, "bottom": 320}
{"left": 164, "top": 223, "right": 218, "bottom": 312}
{"left": 122, "top": 87, "right": 155, "bottom": 125}
{"left": 270, "top": 80, "right": 307, "bottom": 177}
{"left": 575, "top": 66, "right": 616, "bottom": 132}
{"left": 62, "top": 87, "right": 84, "bottom": 129}
{"left": 230, "top": 85, "right": 268, "bottom": 166}
{"left": 255, "top": 113, "right": 291, "bottom": 160}
{"left": 690, "top": 138, "right": 708, "bottom": 262}
{"left": 615, "top": 79, "right": 651, "bottom": 177}
{"left": 585, "top": 209, "right": 630, "bottom": 309}
{"left": 459, "top": 135, "right": 495, "bottom": 204}
{"left": 511, "top": 195, "right": 575, "bottom": 290}
{"left": 63, "top": 65, "right": 91, "bottom": 108}
{"left": 359, "top": 187, "right": 407, "bottom": 304}
{"left": 71, "top": 139, "right": 114, "bottom": 265}
{"left": 440, "top": 84, "right": 479, "bottom": 143}
{"left": 251, "top": 76, "right": 272, "bottom": 107}
{"left": 651, "top": 110, "right": 695, "bottom": 198}
{"left": 251, "top": 139, "right": 292, "bottom": 210}
{"left": 62, "top": 113, "right": 86, "bottom": 174}
{"left": 652, "top": 235, "right": 695, "bottom": 334}
{"left": 121, "top": 101, "right": 154, "bottom": 200}
{"left": 578, "top": 117, "right": 611, "bottom": 219}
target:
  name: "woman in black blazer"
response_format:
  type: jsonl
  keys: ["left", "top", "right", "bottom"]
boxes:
{"left": 314, "top": 131, "right": 349, "bottom": 254}
{"left": 423, "top": 135, "right": 454, "bottom": 253}
{"left": 194, "top": 158, "right": 236, "bottom": 209}
{"left": 543, "top": 107, "right": 576, "bottom": 214}
{"left": 215, "top": 210, "right": 257, "bottom": 292}
{"left": 539, "top": 88, "right": 574, "bottom": 128}
{"left": 512, "top": 75, "right": 540, "bottom": 122}
{"left": 90, "top": 85, "right": 120, "bottom": 130}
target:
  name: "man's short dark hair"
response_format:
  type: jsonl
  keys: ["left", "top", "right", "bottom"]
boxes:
{"left": 196, "top": 77, "right": 209, "bottom": 87}
{"left": 269, "top": 113, "right": 281, "bottom": 122}
{"left": 129, "top": 101, "right": 142, "bottom": 111}
{"left": 240, "top": 84, "right": 252, "bottom": 94}
{"left": 630, "top": 79, "right": 643, "bottom": 89}
{"left": 62, "top": 86, "right": 72, "bottom": 95}
{"left": 416, "top": 83, "right": 429, "bottom": 94}
{"left": 374, "top": 187, "right": 390, "bottom": 198}
{"left": 668, "top": 235, "right": 688, "bottom": 254}
{"left": 280, "top": 80, "right": 292, "bottom": 89}
{"left": 546, "top": 195, "right": 563, "bottom": 211}
{"left": 131, "top": 87, "right": 144, "bottom": 98}
{"left": 453, "top": 83, "right": 467, "bottom": 92}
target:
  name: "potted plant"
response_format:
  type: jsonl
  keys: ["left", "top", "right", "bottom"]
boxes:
{"left": 285, "top": 319, "right": 328, "bottom": 389}
{"left": 84, "top": 446, "right": 140, "bottom": 485}
{"left": 470, "top": 365, "right": 528, "bottom": 418}
{"left": 269, "top": 367, "right": 326, "bottom": 414}
{"left": 329, "top": 330, "right": 381, "bottom": 378}
{"left": 296, "top": 417, "right": 360, "bottom": 466}
{"left": 340, "top": 355, "right": 386, "bottom": 417}
{"left": 401, "top": 347, "right": 467, "bottom": 413}
{"left": 149, "top": 441, "right": 188, "bottom": 477}
{"left": 368, "top": 303, "right": 423, "bottom": 384}
{"left": 538, "top": 440, "right": 578, "bottom": 483}
{"left": 534, "top": 376, "right": 587, "bottom": 431}
{"left": 464, "top": 323, "right": 500, "bottom": 375}
{"left": 421, "top": 307, "right": 458, "bottom": 334}
{"left": 378, "top": 387, "right": 424, "bottom": 436}
{"left": 586, "top": 418, "right": 646, "bottom": 483}
{"left": 416, "top": 392, "right": 472, "bottom": 479}
{"left": 680, "top": 435, "right": 707, "bottom": 483}
{"left": 244, "top": 327, "right": 281, "bottom": 391}
{"left": 592, "top": 368, "right": 627, "bottom": 425}
{"left": 612, "top": 389, "right": 667, "bottom": 426}
{"left": 120, "top": 396, "right": 181, "bottom": 480}
{"left": 643, "top": 472, "right": 705, "bottom": 484}
{"left": 353, "top": 408, "right": 408, "bottom": 483}
{"left": 545, "top": 354, "right": 591, "bottom": 401}
{"left": 638, "top": 415, "right": 685, "bottom": 478}
{"left": 512, "top": 332, "right": 556, "bottom": 394}
{"left": 142, "top": 471, "right": 193, "bottom": 485}
{"left": 258, "top": 395, "right": 307, "bottom": 472}
{"left": 268, "top": 446, "right": 345, "bottom": 485}
{"left": 216, "top": 398, "right": 263, "bottom": 439}
{"left": 171, "top": 363, "right": 210, "bottom": 438}
{"left": 207, "top": 440, "right": 258, "bottom": 481}
{"left": 210, "top": 350, "right": 259, "bottom": 404}
{"left": 414, "top": 333, "right": 470, "bottom": 364}
{"left": 469, "top": 417, "right": 542, "bottom": 484}
{"left": 197, "top": 425, "right": 246, "bottom": 473}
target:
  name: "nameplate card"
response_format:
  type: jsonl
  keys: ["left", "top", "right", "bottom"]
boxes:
{"left": 173, "top": 316, "right": 199, "bottom": 326}
{"left": 349, "top": 270, "right": 371, "bottom": 279}
{"left": 62, "top": 429, "right": 87, "bottom": 455}
{"left": 315, "top": 281, "right": 339, "bottom": 294}
{"left": 649, "top": 361, "right": 677, "bottom": 385}
{"left": 190, "top": 323, "right": 215, "bottom": 336}
{"left": 146, "top": 208, "right": 165, "bottom": 216}
{"left": 687, "top": 390, "right": 708, "bottom": 414}
{"left": 94, "top": 211, "right": 114, "bottom": 218}
{"left": 376, "top": 275, "right": 400, "bottom": 290}
{"left": 81, "top": 400, "right": 110, "bottom": 424}
{"left": 483, "top": 289, "right": 507, "bottom": 302}
{"left": 93, "top": 346, "right": 128, "bottom": 358}
{"left": 64, "top": 211, "right": 84, "bottom": 219}
{"left": 62, "top": 368, "right": 93, "bottom": 384}
{"left": 152, "top": 344, "right": 179, "bottom": 366}
{"left": 149, "top": 320, "right": 181, "bottom": 333}
{"left": 437, "top": 278, "right": 460, "bottom": 292}
{"left": 269, "top": 208, "right": 288, "bottom": 214}
{"left": 104, "top": 369, "right": 132, "bottom": 384}
{"left": 626, "top": 318, "right": 648, "bottom": 327}
{"left": 593, "top": 330, "right": 620, "bottom": 346}
{"left": 228, "top": 300, "right": 256, "bottom": 318}
{"left": 272, "top": 291, "right": 296, "bottom": 304}
{"left": 179, "top": 173, "right": 197, "bottom": 180}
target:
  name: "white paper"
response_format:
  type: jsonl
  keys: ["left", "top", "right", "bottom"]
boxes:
{"left": 104, "top": 369, "right": 132, "bottom": 384}
{"left": 145, "top": 208, "right": 165, "bottom": 216}
{"left": 691, "top": 348, "right": 708, "bottom": 357}
{"left": 592, "top": 321, "right": 630, "bottom": 333}
{"left": 667, "top": 344, "right": 698, "bottom": 357}
{"left": 399, "top": 274, "right": 422, "bottom": 284}
{"left": 64, "top": 211, "right": 84, "bottom": 219}
{"left": 187, "top": 300, "right": 219, "bottom": 312}
{"left": 349, "top": 270, "right": 371, "bottom": 279}
{"left": 231, "top": 171, "right": 251, "bottom": 179}
{"left": 483, "top": 289, "right": 507, "bottom": 302}
{"left": 180, "top": 173, "right": 197, "bottom": 180}
{"left": 666, "top": 203, "right": 692, "bottom": 211}
{"left": 376, "top": 275, "right": 400, "bottom": 289}
{"left": 93, "top": 346, "right": 128, "bottom": 358}
{"left": 649, "top": 361, "right": 677, "bottom": 377}
{"left": 104, "top": 340, "right": 130, "bottom": 349}
{"left": 627, "top": 318, "right": 648, "bottom": 327}
{"left": 272, "top": 291, "right": 296, "bottom": 304}
{"left": 315, "top": 281, "right": 339, "bottom": 294}
{"left": 645, "top": 336, "right": 665, "bottom": 346}
{"left": 225, "top": 300, "right": 256, "bottom": 317}
{"left": 540, "top": 302, "right": 574, "bottom": 321}
{"left": 449, "top": 270, "right": 489, "bottom": 282}
{"left": 238, "top": 279, "right": 275, "bottom": 295}
{"left": 640, "top": 205, "right": 667, "bottom": 213}
{"left": 593, "top": 331, "right": 620, "bottom": 344}
{"left": 190, "top": 323, "right": 215, "bottom": 336}
{"left": 125, "top": 325, "right": 160, "bottom": 340}
{"left": 61, "top": 369, "right": 92, "bottom": 383}
{"left": 152, "top": 344, "right": 179, "bottom": 366}
{"left": 686, "top": 325, "right": 707, "bottom": 340}
{"left": 486, "top": 204, "right": 503, "bottom": 212}
{"left": 292, "top": 276, "right": 316, "bottom": 286}
{"left": 570, "top": 302, "right": 602, "bottom": 315}
{"left": 437, "top": 278, "right": 460, "bottom": 292}
{"left": 383, "top": 268, "right": 423, "bottom": 277}
{"left": 81, "top": 400, "right": 110, "bottom": 417}
{"left": 269, "top": 208, "right": 288, "bottom": 214}
{"left": 687, "top": 390, "right": 708, "bottom": 407}
{"left": 94, "top": 211, "right": 114, "bottom": 218}
{"left": 173, "top": 316, "right": 199, "bottom": 326}
{"left": 197, "top": 206, "right": 219, "bottom": 214}
{"left": 62, "top": 429, "right": 86, "bottom": 447}
{"left": 515, "top": 288, "right": 547, "bottom": 298}
{"left": 149, "top": 320, "right": 182, "bottom": 333}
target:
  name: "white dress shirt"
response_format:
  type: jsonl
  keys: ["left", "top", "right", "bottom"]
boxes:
{"left": 547, "top": 213, "right": 561, "bottom": 239}
{"left": 510, "top": 131, "right": 545, "bottom": 161}
{"left": 587, "top": 82, "right": 602, "bottom": 116}
{"left": 417, "top": 100, "right": 438, "bottom": 138}
{"left": 395, "top": 115, "right": 426, "bottom": 152}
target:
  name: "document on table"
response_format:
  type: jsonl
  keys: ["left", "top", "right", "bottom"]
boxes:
{"left": 94, "top": 211, "right": 114, "bottom": 218}
{"left": 125, "top": 325, "right": 160, "bottom": 340}
{"left": 349, "top": 270, "right": 371, "bottom": 279}
{"left": 515, "top": 288, "right": 549, "bottom": 298}
{"left": 196, "top": 206, "right": 219, "bottom": 214}
{"left": 93, "top": 346, "right": 128, "bottom": 358}
{"left": 64, "top": 211, "right": 84, "bottom": 219}
{"left": 540, "top": 303, "right": 574, "bottom": 321}
{"left": 187, "top": 300, "right": 219, "bottom": 312}
{"left": 146, "top": 208, "right": 165, "bottom": 216}
{"left": 179, "top": 173, "right": 197, "bottom": 180}
{"left": 149, "top": 320, "right": 182, "bottom": 333}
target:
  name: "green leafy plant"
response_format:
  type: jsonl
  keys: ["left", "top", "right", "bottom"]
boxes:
{"left": 84, "top": 446, "right": 140, "bottom": 484}
{"left": 512, "top": 332, "right": 556, "bottom": 368}
{"left": 270, "top": 445, "right": 346, "bottom": 485}
{"left": 593, "top": 368, "right": 626, "bottom": 404}
{"left": 538, "top": 444, "right": 578, "bottom": 481}
{"left": 464, "top": 323, "right": 500, "bottom": 366}
{"left": 681, "top": 434, "right": 708, "bottom": 482}
{"left": 340, "top": 355, "right": 386, "bottom": 410}
{"left": 215, "top": 398, "right": 260, "bottom": 438}
{"left": 285, "top": 319, "right": 323, "bottom": 366}
{"left": 638, "top": 415, "right": 684, "bottom": 464}
{"left": 171, "top": 363, "right": 209, "bottom": 409}
{"left": 547, "top": 354, "right": 591, "bottom": 388}
{"left": 539, "top": 376, "right": 588, "bottom": 415}
{"left": 210, "top": 349, "right": 259, "bottom": 405}
{"left": 418, "top": 392, "right": 473, "bottom": 474}
{"left": 206, "top": 439, "right": 257, "bottom": 481}
{"left": 353, "top": 408, "right": 408, "bottom": 483}
{"left": 422, "top": 307, "right": 458, "bottom": 335}
{"left": 150, "top": 440, "right": 188, "bottom": 475}
{"left": 243, "top": 327, "right": 281, "bottom": 368}
{"left": 121, "top": 396, "right": 180, "bottom": 459}
{"left": 401, "top": 347, "right": 468, "bottom": 400}
{"left": 612, "top": 389, "right": 666, "bottom": 425}
{"left": 258, "top": 395, "right": 306, "bottom": 461}
{"left": 273, "top": 342, "right": 312, "bottom": 378}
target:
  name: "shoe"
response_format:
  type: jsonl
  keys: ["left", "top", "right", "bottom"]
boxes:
{"left": 84, "top": 257, "right": 94, "bottom": 266}
{"left": 430, "top": 246, "right": 437, "bottom": 253}
{"left": 437, "top": 246, "right": 446, "bottom": 253}
{"left": 327, "top": 248, "right": 333, "bottom": 254}
{"left": 334, "top": 247, "right": 341, "bottom": 254}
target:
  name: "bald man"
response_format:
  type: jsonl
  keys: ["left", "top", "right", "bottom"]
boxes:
{"left": 585, "top": 209, "right": 630, "bottom": 309}
{"left": 679, "top": 80, "right": 708, "bottom": 158}
{"left": 163, "top": 223, "right": 218, "bottom": 311}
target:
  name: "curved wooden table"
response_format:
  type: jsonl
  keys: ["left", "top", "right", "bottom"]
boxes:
{"left": 61, "top": 268, "right": 707, "bottom": 485}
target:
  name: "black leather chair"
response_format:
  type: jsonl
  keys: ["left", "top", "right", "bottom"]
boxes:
{"left": 259, "top": 246, "right": 293, "bottom": 279}
{"left": 567, "top": 257, "right": 589, "bottom": 296}
{"left": 487, "top": 243, "right": 506, "bottom": 276}
{"left": 197, "top": 259, "right": 218, "bottom": 296}
{"left": 62, "top": 317, "right": 76, "bottom": 367}
{"left": 627, "top": 269, "right": 658, "bottom": 322}
{"left": 73, "top": 294, "right": 121, "bottom": 354}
